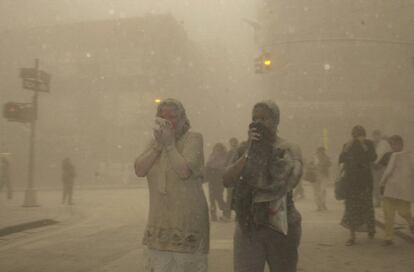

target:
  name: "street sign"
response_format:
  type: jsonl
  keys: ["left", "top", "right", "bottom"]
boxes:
{"left": 20, "top": 68, "right": 51, "bottom": 92}
{"left": 22, "top": 78, "right": 50, "bottom": 92}
{"left": 3, "top": 102, "right": 36, "bottom": 123}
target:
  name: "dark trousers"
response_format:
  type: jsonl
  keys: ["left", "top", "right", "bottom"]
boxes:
{"left": 208, "top": 183, "right": 225, "bottom": 220}
{"left": 234, "top": 221, "right": 301, "bottom": 272}
{"left": 62, "top": 181, "right": 74, "bottom": 204}
{"left": 223, "top": 188, "right": 233, "bottom": 218}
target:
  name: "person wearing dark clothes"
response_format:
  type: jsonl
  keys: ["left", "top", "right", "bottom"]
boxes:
{"left": 339, "top": 125, "right": 377, "bottom": 246}
{"left": 206, "top": 143, "right": 228, "bottom": 221}
{"left": 62, "top": 157, "right": 76, "bottom": 205}
{"left": 0, "top": 157, "right": 12, "bottom": 200}
{"left": 223, "top": 100, "right": 303, "bottom": 272}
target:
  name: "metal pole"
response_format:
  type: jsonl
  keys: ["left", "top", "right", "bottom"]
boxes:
{"left": 23, "top": 59, "right": 39, "bottom": 207}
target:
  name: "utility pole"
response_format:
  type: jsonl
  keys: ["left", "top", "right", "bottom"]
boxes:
{"left": 20, "top": 58, "right": 50, "bottom": 207}
{"left": 22, "top": 59, "right": 39, "bottom": 207}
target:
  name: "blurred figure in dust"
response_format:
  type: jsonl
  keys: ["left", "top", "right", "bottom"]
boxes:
{"left": 379, "top": 135, "right": 414, "bottom": 246}
{"left": 134, "top": 99, "right": 209, "bottom": 272}
{"left": 339, "top": 125, "right": 377, "bottom": 246}
{"left": 223, "top": 137, "right": 239, "bottom": 221}
{"left": 61, "top": 157, "right": 76, "bottom": 205}
{"left": 0, "top": 157, "right": 13, "bottom": 200}
{"left": 205, "top": 143, "right": 228, "bottom": 221}
{"left": 371, "top": 129, "right": 391, "bottom": 208}
{"left": 312, "top": 147, "right": 331, "bottom": 211}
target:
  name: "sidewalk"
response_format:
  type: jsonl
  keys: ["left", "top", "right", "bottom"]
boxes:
{"left": 0, "top": 190, "right": 83, "bottom": 238}
{"left": 92, "top": 184, "right": 414, "bottom": 272}
{"left": 0, "top": 183, "right": 147, "bottom": 232}
{"left": 318, "top": 184, "right": 414, "bottom": 243}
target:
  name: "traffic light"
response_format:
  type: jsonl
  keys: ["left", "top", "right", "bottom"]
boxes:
{"left": 3, "top": 102, "right": 36, "bottom": 123}
{"left": 254, "top": 52, "right": 272, "bottom": 74}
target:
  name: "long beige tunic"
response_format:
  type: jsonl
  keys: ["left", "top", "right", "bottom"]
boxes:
{"left": 142, "top": 131, "right": 210, "bottom": 254}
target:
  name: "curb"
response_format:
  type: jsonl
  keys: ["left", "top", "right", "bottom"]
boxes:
{"left": 0, "top": 219, "right": 59, "bottom": 237}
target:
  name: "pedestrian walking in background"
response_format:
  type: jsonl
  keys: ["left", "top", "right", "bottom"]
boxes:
{"left": 372, "top": 129, "right": 391, "bottom": 208}
{"left": 0, "top": 157, "right": 13, "bottom": 200}
{"left": 205, "top": 143, "right": 228, "bottom": 221}
{"left": 312, "top": 147, "right": 331, "bottom": 211}
{"left": 223, "top": 137, "right": 239, "bottom": 221}
{"left": 223, "top": 100, "right": 303, "bottom": 272}
{"left": 134, "top": 98, "right": 209, "bottom": 272}
{"left": 62, "top": 157, "right": 76, "bottom": 205}
{"left": 339, "top": 125, "right": 377, "bottom": 246}
{"left": 379, "top": 135, "right": 414, "bottom": 246}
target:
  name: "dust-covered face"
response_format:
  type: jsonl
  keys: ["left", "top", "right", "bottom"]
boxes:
{"left": 159, "top": 105, "right": 179, "bottom": 129}
{"left": 252, "top": 105, "right": 277, "bottom": 133}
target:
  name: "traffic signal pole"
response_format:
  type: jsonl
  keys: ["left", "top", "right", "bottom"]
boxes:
{"left": 23, "top": 59, "right": 40, "bottom": 207}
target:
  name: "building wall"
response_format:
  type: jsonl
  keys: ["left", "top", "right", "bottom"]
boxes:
{"left": 255, "top": 1, "right": 414, "bottom": 158}
{"left": 0, "top": 14, "right": 206, "bottom": 187}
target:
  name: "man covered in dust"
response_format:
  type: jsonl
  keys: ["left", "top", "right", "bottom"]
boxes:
{"left": 371, "top": 129, "right": 391, "bottom": 208}
{"left": 223, "top": 100, "right": 303, "bottom": 272}
{"left": 134, "top": 99, "right": 209, "bottom": 272}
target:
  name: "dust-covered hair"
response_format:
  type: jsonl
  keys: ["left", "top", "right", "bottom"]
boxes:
{"left": 253, "top": 100, "right": 280, "bottom": 126}
{"left": 156, "top": 98, "right": 190, "bottom": 138}
{"left": 351, "top": 125, "right": 366, "bottom": 138}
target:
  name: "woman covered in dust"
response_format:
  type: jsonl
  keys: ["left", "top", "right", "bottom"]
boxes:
{"left": 339, "top": 125, "right": 377, "bottom": 246}
{"left": 134, "top": 98, "right": 209, "bottom": 272}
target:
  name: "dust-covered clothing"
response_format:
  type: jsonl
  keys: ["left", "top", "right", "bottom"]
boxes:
{"left": 144, "top": 249, "right": 207, "bottom": 272}
{"left": 312, "top": 176, "right": 328, "bottom": 210}
{"left": 339, "top": 140, "right": 377, "bottom": 233}
{"left": 234, "top": 215, "right": 301, "bottom": 272}
{"left": 312, "top": 153, "right": 331, "bottom": 210}
{"left": 142, "top": 131, "right": 210, "bottom": 255}
{"left": 231, "top": 137, "right": 303, "bottom": 272}
{"left": 205, "top": 152, "right": 227, "bottom": 220}
{"left": 372, "top": 139, "right": 391, "bottom": 206}
{"left": 380, "top": 151, "right": 414, "bottom": 203}
{"left": 382, "top": 197, "right": 413, "bottom": 241}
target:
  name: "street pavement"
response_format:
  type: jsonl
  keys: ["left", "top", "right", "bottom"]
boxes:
{"left": 0, "top": 184, "right": 413, "bottom": 272}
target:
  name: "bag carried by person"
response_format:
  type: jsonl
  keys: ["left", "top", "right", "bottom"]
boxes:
{"left": 267, "top": 196, "right": 288, "bottom": 235}
{"left": 334, "top": 164, "right": 347, "bottom": 200}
